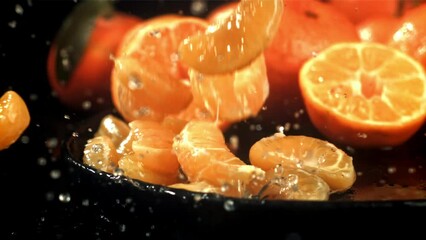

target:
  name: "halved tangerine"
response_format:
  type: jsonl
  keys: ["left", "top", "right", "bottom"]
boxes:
{"left": 111, "top": 15, "right": 208, "bottom": 122}
{"left": 0, "top": 91, "right": 30, "bottom": 150}
{"left": 299, "top": 42, "right": 426, "bottom": 148}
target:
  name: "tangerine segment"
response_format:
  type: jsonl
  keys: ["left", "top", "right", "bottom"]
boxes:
{"left": 189, "top": 54, "right": 269, "bottom": 122}
{"left": 0, "top": 91, "right": 30, "bottom": 150}
{"left": 249, "top": 133, "right": 356, "bottom": 192}
{"left": 111, "top": 16, "right": 208, "bottom": 122}
{"left": 255, "top": 167, "right": 330, "bottom": 201}
{"left": 83, "top": 135, "right": 120, "bottom": 172}
{"left": 125, "top": 120, "right": 180, "bottom": 176}
{"left": 173, "top": 121, "right": 265, "bottom": 192}
{"left": 118, "top": 154, "right": 179, "bottom": 186}
{"left": 299, "top": 42, "right": 426, "bottom": 148}
{"left": 178, "top": 0, "right": 283, "bottom": 74}
{"left": 94, "top": 114, "right": 130, "bottom": 148}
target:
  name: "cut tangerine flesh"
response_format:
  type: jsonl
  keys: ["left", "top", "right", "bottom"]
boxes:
{"left": 189, "top": 54, "right": 269, "bottom": 122}
{"left": 0, "top": 91, "right": 30, "bottom": 150}
{"left": 83, "top": 135, "right": 120, "bottom": 172}
{"left": 123, "top": 120, "right": 179, "bottom": 176}
{"left": 94, "top": 114, "right": 130, "bottom": 148}
{"left": 173, "top": 120, "right": 265, "bottom": 196}
{"left": 111, "top": 16, "right": 208, "bottom": 122}
{"left": 299, "top": 42, "right": 426, "bottom": 148}
{"left": 249, "top": 133, "right": 356, "bottom": 192}
{"left": 178, "top": 0, "right": 283, "bottom": 74}
{"left": 254, "top": 167, "right": 330, "bottom": 201}
{"left": 118, "top": 154, "right": 179, "bottom": 185}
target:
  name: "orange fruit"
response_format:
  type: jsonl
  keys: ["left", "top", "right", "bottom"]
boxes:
{"left": 249, "top": 133, "right": 356, "bottom": 192}
{"left": 173, "top": 120, "right": 265, "bottom": 197}
{"left": 356, "top": 16, "right": 399, "bottom": 43}
{"left": 262, "top": 0, "right": 360, "bottom": 119}
{"left": 0, "top": 90, "right": 30, "bottom": 150}
{"left": 319, "top": 0, "right": 423, "bottom": 24}
{"left": 387, "top": 3, "right": 426, "bottom": 70}
{"left": 299, "top": 42, "right": 426, "bottom": 148}
{"left": 188, "top": 54, "right": 269, "bottom": 123}
{"left": 111, "top": 15, "right": 208, "bottom": 122}
{"left": 178, "top": 0, "right": 283, "bottom": 74}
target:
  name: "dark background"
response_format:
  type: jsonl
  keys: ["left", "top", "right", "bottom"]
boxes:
{"left": 1, "top": 0, "right": 426, "bottom": 239}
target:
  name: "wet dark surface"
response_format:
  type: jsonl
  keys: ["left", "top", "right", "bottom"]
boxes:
{"left": 1, "top": 0, "right": 426, "bottom": 239}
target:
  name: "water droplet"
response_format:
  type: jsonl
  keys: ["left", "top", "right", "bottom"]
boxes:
{"left": 29, "top": 93, "right": 38, "bottom": 101}
{"left": 149, "top": 30, "right": 161, "bottom": 38}
{"left": 45, "top": 138, "right": 58, "bottom": 149}
{"left": 15, "top": 4, "right": 24, "bottom": 15}
{"left": 274, "top": 164, "right": 283, "bottom": 175}
{"left": 356, "top": 132, "right": 368, "bottom": 139}
{"left": 91, "top": 143, "right": 103, "bottom": 153}
{"left": 113, "top": 168, "right": 124, "bottom": 176}
{"left": 119, "top": 224, "right": 126, "bottom": 232}
{"left": 45, "top": 191, "right": 55, "bottom": 201}
{"left": 50, "top": 169, "right": 61, "bottom": 179}
{"left": 128, "top": 75, "right": 143, "bottom": 90}
{"left": 135, "top": 107, "right": 151, "bottom": 117}
{"left": 228, "top": 135, "right": 239, "bottom": 152}
{"left": 292, "top": 123, "right": 300, "bottom": 130}
{"left": 82, "top": 100, "right": 92, "bottom": 110}
{"left": 276, "top": 125, "right": 285, "bottom": 134}
{"left": 193, "top": 194, "right": 202, "bottom": 202}
{"left": 63, "top": 114, "right": 71, "bottom": 120}
{"left": 191, "top": 0, "right": 207, "bottom": 16}
{"left": 8, "top": 21, "right": 17, "bottom": 28}
{"left": 58, "top": 193, "right": 71, "bottom": 203}
{"left": 223, "top": 199, "right": 235, "bottom": 211}
{"left": 387, "top": 166, "right": 397, "bottom": 174}
{"left": 287, "top": 174, "right": 299, "bottom": 192}
{"left": 20, "top": 135, "right": 29, "bottom": 144}
{"left": 37, "top": 157, "right": 47, "bottom": 166}
{"left": 220, "top": 183, "right": 230, "bottom": 193}
{"left": 82, "top": 199, "right": 90, "bottom": 206}
{"left": 72, "top": 132, "right": 79, "bottom": 137}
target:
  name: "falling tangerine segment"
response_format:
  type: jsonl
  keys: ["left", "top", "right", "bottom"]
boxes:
{"left": 299, "top": 42, "right": 426, "bottom": 148}
{"left": 249, "top": 133, "right": 356, "bottom": 192}
{"left": 178, "top": 0, "right": 283, "bottom": 74}
{"left": 189, "top": 54, "right": 269, "bottom": 123}
{"left": 111, "top": 16, "right": 208, "bottom": 122}
{"left": 173, "top": 121, "right": 265, "bottom": 197}
{"left": 0, "top": 91, "right": 31, "bottom": 151}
